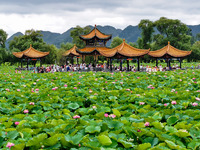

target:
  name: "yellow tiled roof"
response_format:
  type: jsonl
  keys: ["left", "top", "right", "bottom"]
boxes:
{"left": 80, "top": 25, "right": 111, "bottom": 40}
{"left": 12, "top": 45, "right": 49, "bottom": 58}
{"left": 63, "top": 45, "right": 79, "bottom": 56}
{"left": 100, "top": 39, "right": 150, "bottom": 57}
{"left": 148, "top": 42, "right": 192, "bottom": 57}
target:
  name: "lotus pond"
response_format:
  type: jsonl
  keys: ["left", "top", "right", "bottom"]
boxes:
{"left": 0, "top": 67, "right": 200, "bottom": 150}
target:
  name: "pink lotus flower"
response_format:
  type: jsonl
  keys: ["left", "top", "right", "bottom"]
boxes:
{"left": 17, "top": 89, "right": 20, "bottom": 92}
{"left": 171, "top": 89, "right": 175, "bottom": 92}
{"left": 52, "top": 88, "right": 56, "bottom": 90}
{"left": 73, "top": 115, "right": 80, "bottom": 119}
{"left": 74, "top": 87, "right": 77, "bottom": 89}
{"left": 137, "top": 129, "right": 141, "bottom": 132}
{"left": 6, "top": 88, "right": 10, "bottom": 92}
{"left": 112, "top": 82, "right": 115, "bottom": 84}
{"left": 35, "top": 89, "right": 39, "bottom": 91}
{"left": 104, "top": 113, "right": 109, "bottom": 117}
{"left": 139, "top": 102, "right": 145, "bottom": 105}
{"left": 15, "top": 122, "right": 19, "bottom": 125}
{"left": 92, "top": 106, "right": 97, "bottom": 109}
{"left": 23, "top": 109, "right": 29, "bottom": 113}
{"left": 33, "top": 82, "right": 36, "bottom": 85}
{"left": 137, "top": 77, "right": 140, "bottom": 79}
{"left": 29, "top": 102, "right": 35, "bottom": 105}
{"left": 94, "top": 93, "right": 98, "bottom": 95}
{"left": 192, "top": 102, "right": 198, "bottom": 106}
{"left": 144, "top": 122, "right": 150, "bottom": 127}
{"left": 109, "top": 114, "right": 116, "bottom": 118}
{"left": 105, "top": 81, "right": 107, "bottom": 83}
{"left": 6, "top": 142, "right": 15, "bottom": 149}
{"left": 193, "top": 78, "right": 196, "bottom": 80}
{"left": 78, "top": 82, "right": 81, "bottom": 84}
{"left": 171, "top": 101, "right": 177, "bottom": 105}
{"left": 164, "top": 103, "right": 168, "bottom": 107}
{"left": 64, "top": 84, "right": 67, "bottom": 87}
{"left": 120, "top": 82, "right": 123, "bottom": 84}
{"left": 31, "top": 90, "right": 34, "bottom": 93}
{"left": 175, "top": 91, "right": 177, "bottom": 94}
{"left": 126, "top": 89, "right": 130, "bottom": 91}
{"left": 196, "top": 97, "right": 200, "bottom": 101}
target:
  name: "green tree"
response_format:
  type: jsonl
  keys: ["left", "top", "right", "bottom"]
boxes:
{"left": 110, "top": 37, "right": 123, "bottom": 48}
{"left": 138, "top": 19, "right": 154, "bottom": 49}
{"left": 0, "top": 29, "right": 8, "bottom": 64}
{"left": 57, "top": 42, "right": 73, "bottom": 65}
{"left": 190, "top": 41, "right": 200, "bottom": 61}
{"left": 70, "top": 26, "right": 91, "bottom": 48}
{"left": 0, "top": 29, "right": 7, "bottom": 48}
{"left": 153, "top": 17, "right": 191, "bottom": 50}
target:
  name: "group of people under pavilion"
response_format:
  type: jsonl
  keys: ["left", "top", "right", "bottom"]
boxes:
{"left": 13, "top": 25, "right": 192, "bottom": 72}
{"left": 63, "top": 25, "right": 192, "bottom": 71}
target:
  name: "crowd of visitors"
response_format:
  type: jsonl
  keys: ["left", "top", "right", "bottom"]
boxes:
{"left": 16, "top": 63, "right": 200, "bottom": 73}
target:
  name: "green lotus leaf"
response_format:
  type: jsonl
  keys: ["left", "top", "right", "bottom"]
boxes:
{"left": 26, "top": 133, "right": 47, "bottom": 147}
{"left": 12, "top": 143, "right": 26, "bottom": 150}
{"left": 136, "top": 143, "right": 151, "bottom": 150}
{"left": 97, "top": 135, "right": 112, "bottom": 146}
{"left": 43, "top": 134, "right": 63, "bottom": 146}
{"left": 7, "top": 130, "right": 19, "bottom": 140}
{"left": 165, "top": 140, "right": 181, "bottom": 149}
{"left": 152, "top": 122, "right": 165, "bottom": 130}
{"left": 190, "top": 126, "right": 200, "bottom": 139}
{"left": 167, "top": 115, "right": 179, "bottom": 125}
{"left": 107, "top": 121, "right": 124, "bottom": 129}
{"left": 165, "top": 126, "right": 178, "bottom": 133}
{"left": 187, "top": 140, "right": 200, "bottom": 149}
{"left": 143, "top": 137, "right": 159, "bottom": 147}
{"left": 64, "top": 134, "right": 83, "bottom": 145}
{"left": 68, "top": 103, "right": 80, "bottom": 110}
{"left": 175, "top": 129, "right": 190, "bottom": 137}
{"left": 108, "top": 133, "right": 126, "bottom": 141}
{"left": 118, "top": 139, "right": 135, "bottom": 148}
{"left": 85, "top": 125, "right": 101, "bottom": 133}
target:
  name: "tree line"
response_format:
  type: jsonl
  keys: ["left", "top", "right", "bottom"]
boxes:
{"left": 0, "top": 17, "right": 200, "bottom": 65}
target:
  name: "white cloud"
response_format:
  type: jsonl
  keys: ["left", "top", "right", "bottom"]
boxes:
{"left": 0, "top": 0, "right": 200, "bottom": 38}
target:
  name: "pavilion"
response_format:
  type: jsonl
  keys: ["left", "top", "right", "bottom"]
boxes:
{"left": 148, "top": 42, "right": 192, "bottom": 68}
{"left": 100, "top": 39, "right": 150, "bottom": 71}
{"left": 62, "top": 44, "right": 79, "bottom": 65}
{"left": 76, "top": 25, "right": 112, "bottom": 68}
{"left": 12, "top": 44, "right": 49, "bottom": 68}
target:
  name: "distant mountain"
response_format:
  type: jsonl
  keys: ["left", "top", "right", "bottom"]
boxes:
{"left": 188, "top": 25, "right": 200, "bottom": 36}
{"left": 119, "top": 25, "right": 141, "bottom": 43}
{"left": 6, "top": 32, "right": 23, "bottom": 48}
{"left": 6, "top": 24, "right": 200, "bottom": 49}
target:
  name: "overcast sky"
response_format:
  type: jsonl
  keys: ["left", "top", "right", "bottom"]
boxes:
{"left": 1, "top": 0, "right": 200, "bottom": 37}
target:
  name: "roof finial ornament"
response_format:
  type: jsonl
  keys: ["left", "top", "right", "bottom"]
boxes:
{"left": 123, "top": 39, "right": 125, "bottom": 42}
{"left": 95, "top": 24, "right": 96, "bottom": 28}
{"left": 168, "top": 41, "right": 170, "bottom": 45}
{"left": 30, "top": 44, "right": 32, "bottom": 47}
